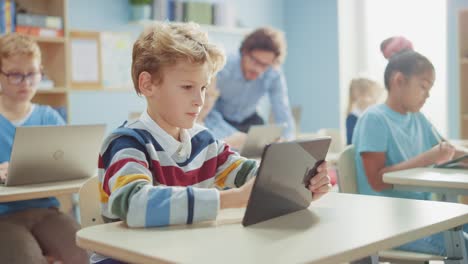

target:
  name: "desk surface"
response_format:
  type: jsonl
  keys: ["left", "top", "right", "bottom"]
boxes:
{"left": 77, "top": 192, "right": 468, "bottom": 264}
{"left": 384, "top": 168, "right": 468, "bottom": 190}
{"left": 0, "top": 178, "right": 88, "bottom": 202}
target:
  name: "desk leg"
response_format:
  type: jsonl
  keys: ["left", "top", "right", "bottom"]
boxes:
{"left": 444, "top": 226, "right": 467, "bottom": 264}
{"left": 350, "top": 254, "right": 379, "bottom": 264}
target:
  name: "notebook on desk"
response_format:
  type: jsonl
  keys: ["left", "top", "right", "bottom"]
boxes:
{"left": 242, "top": 137, "right": 331, "bottom": 226}
{"left": 239, "top": 124, "right": 284, "bottom": 158}
{"left": 3, "top": 124, "right": 106, "bottom": 186}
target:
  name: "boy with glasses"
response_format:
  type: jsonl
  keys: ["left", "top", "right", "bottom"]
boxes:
{"left": 206, "top": 27, "right": 296, "bottom": 140}
{"left": 0, "top": 33, "right": 87, "bottom": 264}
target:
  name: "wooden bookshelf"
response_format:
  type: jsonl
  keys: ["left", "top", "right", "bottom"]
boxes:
{"left": 14, "top": 0, "right": 69, "bottom": 121}
{"left": 36, "top": 88, "right": 68, "bottom": 94}
{"left": 31, "top": 36, "right": 66, "bottom": 43}
{"left": 459, "top": 10, "right": 468, "bottom": 138}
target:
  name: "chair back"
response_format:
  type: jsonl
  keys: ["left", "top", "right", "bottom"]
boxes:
{"left": 337, "top": 145, "right": 358, "bottom": 193}
{"left": 79, "top": 176, "right": 104, "bottom": 228}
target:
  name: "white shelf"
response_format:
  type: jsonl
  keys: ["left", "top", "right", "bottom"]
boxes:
{"left": 130, "top": 20, "right": 251, "bottom": 35}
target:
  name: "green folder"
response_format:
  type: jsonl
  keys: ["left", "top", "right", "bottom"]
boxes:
{"left": 185, "top": 2, "right": 212, "bottom": 25}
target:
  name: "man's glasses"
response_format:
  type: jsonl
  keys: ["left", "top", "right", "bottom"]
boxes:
{"left": 0, "top": 70, "right": 43, "bottom": 85}
{"left": 246, "top": 53, "right": 274, "bottom": 70}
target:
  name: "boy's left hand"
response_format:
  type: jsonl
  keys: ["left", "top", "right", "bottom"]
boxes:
{"left": 308, "top": 161, "right": 331, "bottom": 201}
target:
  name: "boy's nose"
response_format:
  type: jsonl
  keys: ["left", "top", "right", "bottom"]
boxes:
{"left": 194, "top": 91, "right": 204, "bottom": 106}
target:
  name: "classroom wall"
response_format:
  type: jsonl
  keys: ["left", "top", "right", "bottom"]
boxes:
{"left": 337, "top": 0, "right": 366, "bottom": 136}
{"left": 283, "top": 0, "right": 340, "bottom": 132}
{"left": 67, "top": 0, "right": 285, "bottom": 133}
{"left": 447, "top": 0, "right": 468, "bottom": 139}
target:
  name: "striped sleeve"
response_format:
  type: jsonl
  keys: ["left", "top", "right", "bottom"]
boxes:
{"left": 99, "top": 133, "right": 220, "bottom": 228}
{"left": 214, "top": 142, "right": 258, "bottom": 189}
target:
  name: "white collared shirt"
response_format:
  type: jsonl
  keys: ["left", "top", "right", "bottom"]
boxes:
{"left": 139, "top": 110, "right": 192, "bottom": 163}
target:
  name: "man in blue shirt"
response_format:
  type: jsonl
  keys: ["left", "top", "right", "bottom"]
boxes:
{"left": 207, "top": 27, "right": 295, "bottom": 140}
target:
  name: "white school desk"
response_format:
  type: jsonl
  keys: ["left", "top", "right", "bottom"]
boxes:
{"left": 383, "top": 168, "right": 468, "bottom": 202}
{"left": 451, "top": 139, "right": 468, "bottom": 148}
{"left": 76, "top": 192, "right": 468, "bottom": 264}
{"left": 0, "top": 178, "right": 88, "bottom": 203}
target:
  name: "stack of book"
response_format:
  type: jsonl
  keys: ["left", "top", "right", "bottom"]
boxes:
{"left": 151, "top": 0, "right": 236, "bottom": 27}
{"left": 0, "top": 0, "right": 15, "bottom": 34}
{"left": 15, "top": 13, "right": 64, "bottom": 37}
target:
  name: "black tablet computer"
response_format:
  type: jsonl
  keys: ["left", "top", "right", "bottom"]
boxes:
{"left": 242, "top": 137, "right": 331, "bottom": 227}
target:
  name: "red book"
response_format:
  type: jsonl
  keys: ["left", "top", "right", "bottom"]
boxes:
{"left": 15, "top": 25, "right": 64, "bottom": 37}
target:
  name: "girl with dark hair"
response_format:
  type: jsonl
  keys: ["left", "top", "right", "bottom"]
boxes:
{"left": 352, "top": 48, "right": 468, "bottom": 255}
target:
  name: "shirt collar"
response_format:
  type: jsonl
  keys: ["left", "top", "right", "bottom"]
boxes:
{"left": 381, "top": 104, "right": 411, "bottom": 122}
{"left": 139, "top": 111, "right": 192, "bottom": 162}
{"left": 231, "top": 52, "right": 247, "bottom": 81}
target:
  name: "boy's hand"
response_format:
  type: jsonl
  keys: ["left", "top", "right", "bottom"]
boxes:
{"left": 428, "top": 142, "right": 455, "bottom": 165}
{"left": 308, "top": 161, "right": 332, "bottom": 201}
{"left": 220, "top": 178, "right": 255, "bottom": 209}
{"left": 0, "top": 162, "right": 9, "bottom": 183}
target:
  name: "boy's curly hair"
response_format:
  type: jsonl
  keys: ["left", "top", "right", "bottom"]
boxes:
{"left": 0, "top": 33, "right": 41, "bottom": 69}
{"left": 131, "top": 22, "right": 226, "bottom": 94}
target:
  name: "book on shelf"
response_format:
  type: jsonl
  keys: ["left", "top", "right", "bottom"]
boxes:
{"left": 0, "top": 0, "right": 15, "bottom": 34}
{"left": 16, "top": 25, "right": 64, "bottom": 37}
{"left": 212, "top": 0, "right": 236, "bottom": 27}
{"left": 185, "top": 2, "right": 212, "bottom": 25}
{"left": 152, "top": 0, "right": 168, "bottom": 21}
{"left": 16, "top": 13, "right": 63, "bottom": 30}
{"left": 150, "top": 0, "right": 236, "bottom": 26}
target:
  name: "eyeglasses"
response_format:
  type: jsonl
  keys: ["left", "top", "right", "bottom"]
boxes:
{"left": 246, "top": 53, "right": 274, "bottom": 70}
{"left": 0, "top": 70, "right": 43, "bottom": 85}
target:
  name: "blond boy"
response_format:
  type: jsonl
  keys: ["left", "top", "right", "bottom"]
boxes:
{"left": 98, "top": 22, "right": 331, "bottom": 233}
{"left": 0, "top": 33, "right": 87, "bottom": 264}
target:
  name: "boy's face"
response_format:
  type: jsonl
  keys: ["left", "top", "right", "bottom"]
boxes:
{"left": 198, "top": 80, "right": 219, "bottom": 122}
{"left": 0, "top": 54, "right": 41, "bottom": 103}
{"left": 148, "top": 61, "right": 210, "bottom": 133}
{"left": 398, "top": 70, "right": 434, "bottom": 113}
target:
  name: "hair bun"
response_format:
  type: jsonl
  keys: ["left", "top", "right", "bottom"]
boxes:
{"left": 381, "top": 36, "right": 413, "bottom": 59}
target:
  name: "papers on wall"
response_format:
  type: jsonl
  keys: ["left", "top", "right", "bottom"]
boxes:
{"left": 71, "top": 39, "right": 99, "bottom": 83}
{"left": 100, "top": 32, "right": 133, "bottom": 90}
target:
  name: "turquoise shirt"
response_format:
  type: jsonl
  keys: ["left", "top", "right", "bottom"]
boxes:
{"left": 0, "top": 104, "right": 65, "bottom": 215}
{"left": 352, "top": 104, "right": 438, "bottom": 200}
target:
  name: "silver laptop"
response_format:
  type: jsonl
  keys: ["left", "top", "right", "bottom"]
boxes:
{"left": 242, "top": 137, "right": 331, "bottom": 226}
{"left": 240, "top": 124, "right": 284, "bottom": 158}
{"left": 4, "top": 124, "right": 106, "bottom": 186}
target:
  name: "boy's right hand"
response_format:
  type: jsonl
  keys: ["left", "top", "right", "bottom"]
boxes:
{"left": 428, "top": 142, "right": 455, "bottom": 165}
{"left": 0, "top": 162, "right": 9, "bottom": 183}
{"left": 220, "top": 178, "right": 255, "bottom": 209}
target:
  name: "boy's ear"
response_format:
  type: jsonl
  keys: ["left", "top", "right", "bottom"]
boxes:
{"left": 139, "top": 71, "right": 155, "bottom": 96}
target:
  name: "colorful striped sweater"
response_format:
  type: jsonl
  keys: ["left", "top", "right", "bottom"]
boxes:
{"left": 98, "top": 112, "right": 258, "bottom": 228}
